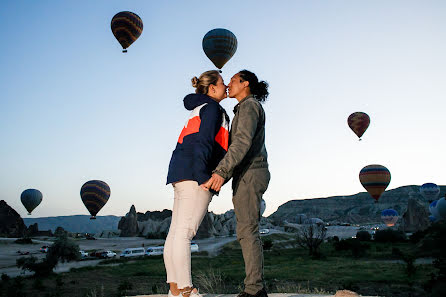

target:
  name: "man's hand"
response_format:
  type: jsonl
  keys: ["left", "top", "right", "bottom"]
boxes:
{"left": 200, "top": 173, "right": 225, "bottom": 192}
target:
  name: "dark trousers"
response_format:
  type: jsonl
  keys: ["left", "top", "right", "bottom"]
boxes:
{"left": 232, "top": 167, "right": 270, "bottom": 295}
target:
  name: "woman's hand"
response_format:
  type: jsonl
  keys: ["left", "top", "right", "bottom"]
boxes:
{"left": 200, "top": 173, "right": 225, "bottom": 192}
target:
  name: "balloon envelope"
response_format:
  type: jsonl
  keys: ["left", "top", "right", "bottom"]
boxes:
{"left": 381, "top": 209, "right": 399, "bottom": 227}
{"left": 359, "top": 164, "right": 391, "bottom": 202}
{"left": 429, "top": 215, "right": 438, "bottom": 223}
{"left": 20, "top": 189, "right": 43, "bottom": 215}
{"left": 348, "top": 112, "right": 370, "bottom": 139}
{"left": 260, "top": 199, "right": 266, "bottom": 216}
{"left": 202, "top": 28, "right": 237, "bottom": 69}
{"left": 111, "top": 11, "right": 143, "bottom": 52}
{"left": 420, "top": 183, "right": 440, "bottom": 201}
{"left": 436, "top": 197, "right": 446, "bottom": 220}
{"left": 80, "top": 180, "right": 111, "bottom": 219}
{"left": 430, "top": 200, "right": 440, "bottom": 218}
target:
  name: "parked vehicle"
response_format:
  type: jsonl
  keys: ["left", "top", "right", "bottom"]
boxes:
{"left": 100, "top": 250, "right": 116, "bottom": 258}
{"left": 191, "top": 242, "right": 199, "bottom": 253}
{"left": 86, "top": 235, "right": 96, "bottom": 240}
{"left": 79, "top": 250, "right": 89, "bottom": 258}
{"left": 120, "top": 247, "right": 146, "bottom": 258}
{"left": 260, "top": 229, "right": 270, "bottom": 234}
{"left": 40, "top": 246, "right": 49, "bottom": 253}
{"left": 146, "top": 246, "right": 164, "bottom": 256}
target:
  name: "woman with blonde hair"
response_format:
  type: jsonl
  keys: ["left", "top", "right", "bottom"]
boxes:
{"left": 164, "top": 70, "right": 229, "bottom": 297}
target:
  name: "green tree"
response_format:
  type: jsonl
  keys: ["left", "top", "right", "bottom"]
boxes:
{"left": 16, "top": 233, "right": 80, "bottom": 276}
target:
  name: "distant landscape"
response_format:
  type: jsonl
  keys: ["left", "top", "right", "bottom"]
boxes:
{"left": 21, "top": 185, "right": 445, "bottom": 234}
{"left": 23, "top": 215, "right": 121, "bottom": 234}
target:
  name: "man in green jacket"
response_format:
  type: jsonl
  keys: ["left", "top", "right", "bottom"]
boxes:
{"left": 202, "top": 70, "right": 270, "bottom": 297}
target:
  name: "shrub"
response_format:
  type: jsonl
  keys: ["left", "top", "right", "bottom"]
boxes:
{"left": 356, "top": 230, "right": 371, "bottom": 241}
{"left": 262, "top": 238, "right": 273, "bottom": 250}
{"left": 1, "top": 273, "right": 10, "bottom": 282}
{"left": 374, "top": 229, "right": 406, "bottom": 243}
{"left": 14, "top": 237, "right": 33, "bottom": 244}
{"left": 117, "top": 279, "right": 133, "bottom": 296}
{"left": 334, "top": 238, "right": 370, "bottom": 258}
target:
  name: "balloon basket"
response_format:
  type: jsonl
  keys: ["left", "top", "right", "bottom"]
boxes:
{"left": 90, "top": 216, "right": 96, "bottom": 220}
{"left": 122, "top": 49, "right": 127, "bottom": 53}
{"left": 28, "top": 213, "right": 31, "bottom": 215}
{"left": 218, "top": 69, "right": 222, "bottom": 73}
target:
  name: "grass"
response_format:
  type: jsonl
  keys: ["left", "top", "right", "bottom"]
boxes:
{"left": 0, "top": 238, "right": 437, "bottom": 297}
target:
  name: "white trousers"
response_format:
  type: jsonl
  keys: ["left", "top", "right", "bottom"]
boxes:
{"left": 163, "top": 180, "right": 213, "bottom": 289}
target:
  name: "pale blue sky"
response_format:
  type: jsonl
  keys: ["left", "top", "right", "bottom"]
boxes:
{"left": 1, "top": 0, "right": 445, "bottom": 218}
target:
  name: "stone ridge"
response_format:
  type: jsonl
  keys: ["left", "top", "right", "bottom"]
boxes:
{"left": 268, "top": 185, "right": 445, "bottom": 225}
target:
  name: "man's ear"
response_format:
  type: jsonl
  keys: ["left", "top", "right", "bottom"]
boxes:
{"left": 243, "top": 81, "right": 249, "bottom": 88}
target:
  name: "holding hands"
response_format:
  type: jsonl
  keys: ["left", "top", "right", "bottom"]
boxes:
{"left": 201, "top": 173, "right": 225, "bottom": 192}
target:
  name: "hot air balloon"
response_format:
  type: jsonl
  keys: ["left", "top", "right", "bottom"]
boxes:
{"left": 260, "top": 199, "right": 266, "bottom": 216}
{"left": 202, "top": 28, "right": 237, "bottom": 71}
{"left": 436, "top": 197, "right": 446, "bottom": 220}
{"left": 381, "top": 209, "right": 398, "bottom": 227}
{"left": 429, "top": 200, "right": 440, "bottom": 219}
{"left": 348, "top": 112, "right": 370, "bottom": 140}
{"left": 429, "top": 215, "right": 438, "bottom": 223}
{"left": 359, "top": 164, "right": 391, "bottom": 202}
{"left": 111, "top": 11, "right": 143, "bottom": 53}
{"left": 80, "top": 180, "right": 110, "bottom": 219}
{"left": 420, "top": 183, "right": 440, "bottom": 202}
{"left": 20, "top": 189, "right": 43, "bottom": 215}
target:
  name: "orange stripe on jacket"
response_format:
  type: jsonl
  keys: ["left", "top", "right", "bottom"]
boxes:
{"left": 178, "top": 116, "right": 201, "bottom": 144}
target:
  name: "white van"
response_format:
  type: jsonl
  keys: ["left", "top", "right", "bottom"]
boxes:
{"left": 120, "top": 247, "right": 146, "bottom": 258}
{"left": 146, "top": 246, "right": 164, "bottom": 256}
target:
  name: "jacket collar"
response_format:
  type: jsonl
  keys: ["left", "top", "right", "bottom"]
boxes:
{"left": 233, "top": 94, "right": 255, "bottom": 114}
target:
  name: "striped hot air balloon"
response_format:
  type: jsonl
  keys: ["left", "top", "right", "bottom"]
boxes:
{"left": 420, "top": 183, "right": 440, "bottom": 202}
{"left": 348, "top": 112, "right": 370, "bottom": 140}
{"left": 80, "top": 180, "right": 111, "bottom": 219}
{"left": 111, "top": 11, "right": 143, "bottom": 53}
{"left": 20, "top": 189, "right": 43, "bottom": 215}
{"left": 381, "top": 209, "right": 398, "bottom": 227}
{"left": 359, "top": 164, "right": 391, "bottom": 202}
{"left": 202, "top": 28, "right": 237, "bottom": 70}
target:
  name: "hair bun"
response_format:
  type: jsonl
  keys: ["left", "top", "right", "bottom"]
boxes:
{"left": 191, "top": 76, "right": 199, "bottom": 88}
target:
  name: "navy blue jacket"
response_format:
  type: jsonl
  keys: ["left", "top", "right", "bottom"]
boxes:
{"left": 167, "top": 94, "right": 229, "bottom": 186}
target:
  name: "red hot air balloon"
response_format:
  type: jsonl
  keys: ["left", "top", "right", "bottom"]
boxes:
{"left": 348, "top": 112, "right": 370, "bottom": 140}
{"left": 80, "top": 180, "right": 111, "bottom": 219}
{"left": 111, "top": 11, "right": 143, "bottom": 53}
{"left": 359, "top": 165, "right": 391, "bottom": 203}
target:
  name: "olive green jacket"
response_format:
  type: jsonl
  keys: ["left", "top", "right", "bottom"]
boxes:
{"left": 213, "top": 95, "right": 268, "bottom": 180}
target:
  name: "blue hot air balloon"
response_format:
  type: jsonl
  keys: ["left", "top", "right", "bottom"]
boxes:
{"left": 381, "top": 209, "right": 399, "bottom": 227}
{"left": 429, "top": 215, "right": 438, "bottom": 223}
{"left": 20, "top": 189, "right": 43, "bottom": 215}
{"left": 260, "top": 199, "right": 266, "bottom": 217}
{"left": 202, "top": 28, "right": 237, "bottom": 70}
{"left": 429, "top": 200, "right": 440, "bottom": 219}
{"left": 436, "top": 197, "right": 446, "bottom": 220}
{"left": 420, "top": 183, "right": 440, "bottom": 201}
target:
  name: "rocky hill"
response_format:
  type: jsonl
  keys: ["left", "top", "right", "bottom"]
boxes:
{"left": 269, "top": 185, "right": 445, "bottom": 225}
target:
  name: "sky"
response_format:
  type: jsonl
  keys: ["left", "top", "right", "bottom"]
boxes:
{"left": 1, "top": 0, "right": 445, "bottom": 219}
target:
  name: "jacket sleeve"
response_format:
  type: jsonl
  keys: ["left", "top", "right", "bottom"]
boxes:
{"left": 193, "top": 103, "right": 221, "bottom": 184}
{"left": 213, "top": 100, "right": 260, "bottom": 180}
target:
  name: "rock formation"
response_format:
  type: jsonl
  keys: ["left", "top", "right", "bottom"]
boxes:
{"left": 0, "top": 200, "right": 27, "bottom": 237}
{"left": 119, "top": 205, "right": 278, "bottom": 239}
{"left": 269, "top": 185, "right": 442, "bottom": 225}
{"left": 118, "top": 205, "right": 139, "bottom": 237}
{"left": 399, "top": 195, "right": 431, "bottom": 233}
